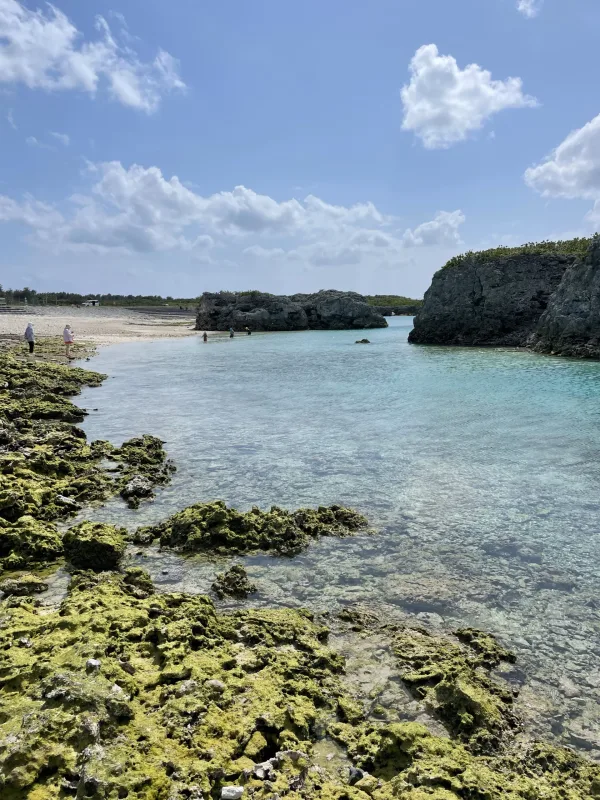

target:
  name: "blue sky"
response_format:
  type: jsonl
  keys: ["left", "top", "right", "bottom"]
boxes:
{"left": 1, "top": 0, "right": 600, "bottom": 297}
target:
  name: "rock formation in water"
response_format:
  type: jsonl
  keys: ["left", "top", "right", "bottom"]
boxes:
{"left": 530, "top": 237, "right": 600, "bottom": 358}
{"left": 195, "top": 290, "right": 387, "bottom": 331}
{"left": 409, "top": 238, "right": 598, "bottom": 353}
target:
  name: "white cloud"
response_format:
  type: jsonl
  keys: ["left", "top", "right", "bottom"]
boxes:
{"left": 49, "top": 131, "right": 69, "bottom": 146}
{"left": 525, "top": 114, "right": 600, "bottom": 200}
{"left": 517, "top": 0, "right": 543, "bottom": 17}
{"left": 0, "top": 160, "right": 467, "bottom": 267}
{"left": 403, "top": 210, "right": 466, "bottom": 247}
{"left": 25, "top": 134, "right": 52, "bottom": 149}
{"left": 401, "top": 44, "right": 538, "bottom": 149}
{"left": 7, "top": 108, "right": 16, "bottom": 129}
{"left": 0, "top": 0, "right": 184, "bottom": 112}
{"left": 585, "top": 201, "right": 600, "bottom": 230}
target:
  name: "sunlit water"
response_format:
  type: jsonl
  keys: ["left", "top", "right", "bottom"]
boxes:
{"left": 76, "top": 317, "right": 600, "bottom": 754}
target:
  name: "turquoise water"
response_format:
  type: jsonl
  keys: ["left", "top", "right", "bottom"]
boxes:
{"left": 78, "top": 318, "right": 600, "bottom": 753}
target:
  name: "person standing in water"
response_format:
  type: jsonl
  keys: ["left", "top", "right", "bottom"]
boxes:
{"left": 24, "top": 322, "right": 35, "bottom": 354}
{"left": 63, "top": 324, "right": 75, "bottom": 359}
{"left": 245, "top": 326, "right": 252, "bottom": 335}
{"left": 203, "top": 331, "right": 208, "bottom": 342}
{"left": 229, "top": 327, "right": 234, "bottom": 338}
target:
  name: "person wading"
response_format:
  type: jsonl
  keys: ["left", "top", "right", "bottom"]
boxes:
{"left": 229, "top": 327, "right": 235, "bottom": 338}
{"left": 24, "top": 322, "right": 35, "bottom": 354}
{"left": 63, "top": 325, "right": 75, "bottom": 359}
{"left": 203, "top": 331, "right": 208, "bottom": 342}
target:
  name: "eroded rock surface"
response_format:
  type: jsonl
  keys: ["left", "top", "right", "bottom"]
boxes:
{"left": 196, "top": 290, "right": 387, "bottom": 332}
{"left": 135, "top": 501, "right": 369, "bottom": 556}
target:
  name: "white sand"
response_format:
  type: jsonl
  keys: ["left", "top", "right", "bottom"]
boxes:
{"left": 0, "top": 306, "right": 199, "bottom": 346}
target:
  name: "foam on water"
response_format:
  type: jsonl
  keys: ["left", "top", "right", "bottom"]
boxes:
{"left": 78, "top": 317, "right": 600, "bottom": 753}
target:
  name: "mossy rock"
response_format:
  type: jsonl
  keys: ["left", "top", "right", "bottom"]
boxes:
{"left": 0, "top": 574, "right": 597, "bottom": 800}
{"left": 63, "top": 521, "right": 126, "bottom": 571}
{"left": 212, "top": 565, "right": 257, "bottom": 598}
{"left": 0, "top": 573, "right": 48, "bottom": 596}
{"left": 0, "top": 515, "right": 63, "bottom": 570}
{"left": 135, "top": 500, "right": 369, "bottom": 556}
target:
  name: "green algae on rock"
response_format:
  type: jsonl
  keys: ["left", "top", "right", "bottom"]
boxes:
{"left": 391, "top": 626, "right": 519, "bottom": 754}
{"left": 0, "top": 572, "right": 48, "bottom": 596}
{"left": 63, "top": 521, "right": 127, "bottom": 571}
{"left": 0, "top": 515, "right": 63, "bottom": 571}
{"left": 135, "top": 500, "right": 369, "bottom": 555}
{"left": 0, "top": 355, "right": 177, "bottom": 572}
{"left": 212, "top": 564, "right": 257, "bottom": 599}
{"left": 1, "top": 574, "right": 599, "bottom": 800}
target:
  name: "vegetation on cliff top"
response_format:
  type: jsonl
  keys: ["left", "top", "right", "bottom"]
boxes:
{"left": 365, "top": 295, "right": 423, "bottom": 308}
{"left": 442, "top": 237, "right": 594, "bottom": 271}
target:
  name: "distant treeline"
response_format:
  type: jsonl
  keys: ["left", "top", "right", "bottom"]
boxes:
{"left": 0, "top": 286, "right": 198, "bottom": 307}
{"left": 365, "top": 294, "right": 423, "bottom": 307}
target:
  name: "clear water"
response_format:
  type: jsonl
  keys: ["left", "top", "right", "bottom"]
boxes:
{"left": 77, "top": 318, "right": 600, "bottom": 754}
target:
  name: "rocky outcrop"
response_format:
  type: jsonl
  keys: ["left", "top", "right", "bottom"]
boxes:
{"left": 290, "top": 291, "right": 388, "bottom": 330}
{"left": 530, "top": 239, "right": 600, "bottom": 358}
{"left": 195, "top": 290, "right": 387, "bottom": 331}
{"left": 408, "top": 251, "right": 575, "bottom": 347}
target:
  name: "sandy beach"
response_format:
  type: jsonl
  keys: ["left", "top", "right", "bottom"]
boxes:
{"left": 0, "top": 306, "right": 198, "bottom": 349}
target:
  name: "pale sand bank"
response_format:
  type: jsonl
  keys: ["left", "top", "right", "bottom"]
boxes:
{"left": 0, "top": 306, "right": 199, "bottom": 347}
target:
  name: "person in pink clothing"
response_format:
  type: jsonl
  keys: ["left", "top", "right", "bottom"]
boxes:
{"left": 63, "top": 324, "right": 75, "bottom": 359}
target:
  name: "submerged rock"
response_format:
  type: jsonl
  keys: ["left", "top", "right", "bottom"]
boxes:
{"left": 135, "top": 501, "right": 369, "bottom": 556}
{"left": 212, "top": 565, "right": 257, "bottom": 599}
{"left": 63, "top": 521, "right": 126, "bottom": 571}
{"left": 355, "top": 339, "right": 370, "bottom": 344}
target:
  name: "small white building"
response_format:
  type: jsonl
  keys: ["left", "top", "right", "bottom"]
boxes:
{"left": 82, "top": 299, "right": 100, "bottom": 307}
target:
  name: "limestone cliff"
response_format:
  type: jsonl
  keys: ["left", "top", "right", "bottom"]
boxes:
{"left": 408, "top": 240, "right": 593, "bottom": 349}
{"left": 530, "top": 238, "right": 600, "bottom": 358}
{"left": 196, "top": 290, "right": 387, "bottom": 332}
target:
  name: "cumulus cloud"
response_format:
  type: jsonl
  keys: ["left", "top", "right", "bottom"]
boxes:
{"left": 403, "top": 210, "right": 466, "bottom": 247}
{"left": 401, "top": 44, "right": 537, "bottom": 148}
{"left": 0, "top": 160, "right": 466, "bottom": 267}
{"left": 517, "top": 0, "right": 543, "bottom": 17}
{"left": 0, "top": 0, "right": 184, "bottom": 111}
{"left": 525, "top": 114, "right": 600, "bottom": 200}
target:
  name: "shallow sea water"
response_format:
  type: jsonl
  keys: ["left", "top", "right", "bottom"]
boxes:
{"left": 76, "top": 317, "right": 600, "bottom": 754}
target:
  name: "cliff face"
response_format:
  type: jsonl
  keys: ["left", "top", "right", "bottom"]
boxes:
{"left": 195, "top": 290, "right": 387, "bottom": 332}
{"left": 530, "top": 239, "right": 600, "bottom": 358}
{"left": 408, "top": 252, "right": 575, "bottom": 347}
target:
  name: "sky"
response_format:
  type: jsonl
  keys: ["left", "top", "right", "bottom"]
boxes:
{"left": 1, "top": 0, "right": 600, "bottom": 298}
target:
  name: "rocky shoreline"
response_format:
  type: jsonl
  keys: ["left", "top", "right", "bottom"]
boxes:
{"left": 1, "top": 346, "right": 599, "bottom": 799}
{"left": 409, "top": 236, "right": 600, "bottom": 358}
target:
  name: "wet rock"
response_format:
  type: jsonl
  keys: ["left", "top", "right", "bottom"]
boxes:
{"left": 0, "top": 516, "right": 63, "bottom": 570}
{"left": 355, "top": 339, "right": 371, "bottom": 344}
{"left": 221, "top": 788, "right": 243, "bottom": 800}
{"left": 122, "top": 566, "right": 154, "bottom": 597}
{"left": 63, "top": 521, "right": 126, "bottom": 571}
{"left": 0, "top": 573, "right": 48, "bottom": 596}
{"left": 120, "top": 474, "right": 154, "bottom": 508}
{"left": 205, "top": 679, "right": 226, "bottom": 694}
{"left": 136, "top": 501, "right": 369, "bottom": 556}
{"left": 212, "top": 565, "right": 257, "bottom": 598}
{"left": 348, "top": 765, "right": 366, "bottom": 784}
{"left": 86, "top": 659, "right": 101, "bottom": 672}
